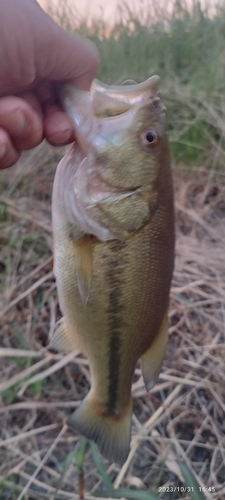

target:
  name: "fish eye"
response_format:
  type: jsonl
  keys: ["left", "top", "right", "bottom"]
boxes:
{"left": 141, "top": 129, "right": 158, "bottom": 148}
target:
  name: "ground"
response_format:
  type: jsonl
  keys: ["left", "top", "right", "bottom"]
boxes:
{"left": 0, "top": 143, "right": 225, "bottom": 500}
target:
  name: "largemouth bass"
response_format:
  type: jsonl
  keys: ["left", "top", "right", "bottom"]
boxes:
{"left": 51, "top": 76, "right": 174, "bottom": 464}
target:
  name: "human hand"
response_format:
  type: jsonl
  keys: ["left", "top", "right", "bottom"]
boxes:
{"left": 0, "top": 0, "right": 99, "bottom": 169}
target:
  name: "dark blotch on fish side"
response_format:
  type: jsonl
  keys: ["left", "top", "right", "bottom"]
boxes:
{"left": 107, "top": 331, "right": 121, "bottom": 416}
{"left": 105, "top": 241, "right": 126, "bottom": 416}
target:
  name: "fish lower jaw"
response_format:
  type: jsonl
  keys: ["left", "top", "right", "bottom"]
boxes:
{"left": 76, "top": 160, "right": 140, "bottom": 204}
{"left": 85, "top": 174, "right": 140, "bottom": 205}
{"left": 66, "top": 161, "right": 141, "bottom": 240}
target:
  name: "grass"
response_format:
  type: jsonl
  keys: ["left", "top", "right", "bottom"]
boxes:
{"left": 47, "top": 0, "right": 225, "bottom": 168}
{"left": 1, "top": 0, "right": 225, "bottom": 499}
{"left": 1, "top": 149, "right": 225, "bottom": 500}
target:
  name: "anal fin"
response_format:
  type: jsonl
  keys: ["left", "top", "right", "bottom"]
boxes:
{"left": 141, "top": 312, "right": 168, "bottom": 391}
{"left": 49, "top": 318, "right": 80, "bottom": 353}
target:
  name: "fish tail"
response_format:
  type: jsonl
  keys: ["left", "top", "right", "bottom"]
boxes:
{"left": 67, "top": 395, "right": 132, "bottom": 464}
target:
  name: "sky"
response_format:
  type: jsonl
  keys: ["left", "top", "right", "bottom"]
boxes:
{"left": 37, "top": 0, "right": 175, "bottom": 31}
{"left": 37, "top": 0, "right": 214, "bottom": 30}
{"left": 38, "top": 0, "right": 125, "bottom": 23}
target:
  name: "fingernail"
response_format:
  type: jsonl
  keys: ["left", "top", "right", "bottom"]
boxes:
{"left": 49, "top": 129, "right": 71, "bottom": 144}
{"left": 16, "top": 112, "right": 27, "bottom": 133}
{"left": 0, "top": 145, "right": 6, "bottom": 159}
{"left": 12, "top": 110, "right": 28, "bottom": 134}
{"left": 60, "top": 129, "right": 71, "bottom": 141}
{"left": 0, "top": 109, "right": 27, "bottom": 134}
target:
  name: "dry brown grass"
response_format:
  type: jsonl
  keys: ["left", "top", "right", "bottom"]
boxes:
{"left": 0, "top": 144, "right": 225, "bottom": 500}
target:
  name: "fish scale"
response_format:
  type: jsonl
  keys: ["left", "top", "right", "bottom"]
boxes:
{"left": 51, "top": 76, "right": 175, "bottom": 464}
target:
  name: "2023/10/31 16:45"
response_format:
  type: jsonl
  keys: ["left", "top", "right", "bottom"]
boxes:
{"left": 158, "top": 486, "right": 216, "bottom": 493}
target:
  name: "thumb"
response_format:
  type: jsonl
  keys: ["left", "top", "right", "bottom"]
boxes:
{"left": 38, "top": 19, "right": 99, "bottom": 90}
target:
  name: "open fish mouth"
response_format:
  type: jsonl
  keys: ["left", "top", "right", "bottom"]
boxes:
{"left": 91, "top": 75, "right": 160, "bottom": 116}
{"left": 60, "top": 76, "right": 163, "bottom": 154}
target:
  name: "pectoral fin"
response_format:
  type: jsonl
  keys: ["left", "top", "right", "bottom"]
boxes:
{"left": 49, "top": 318, "right": 80, "bottom": 353}
{"left": 141, "top": 313, "right": 168, "bottom": 391}
{"left": 73, "top": 238, "right": 93, "bottom": 306}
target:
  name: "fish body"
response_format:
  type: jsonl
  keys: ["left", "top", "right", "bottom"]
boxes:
{"left": 51, "top": 77, "right": 175, "bottom": 464}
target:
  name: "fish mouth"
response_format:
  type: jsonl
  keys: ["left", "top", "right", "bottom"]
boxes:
{"left": 91, "top": 75, "right": 160, "bottom": 117}
{"left": 60, "top": 77, "right": 161, "bottom": 154}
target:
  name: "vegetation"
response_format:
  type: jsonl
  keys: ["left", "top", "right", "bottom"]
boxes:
{"left": 47, "top": 0, "right": 225, "bottom": 169}
{"left": 0, "top": 1, "right": 225, "bottom": 499}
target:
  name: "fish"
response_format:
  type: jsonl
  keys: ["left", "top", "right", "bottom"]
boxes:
{"left": 50, "top": 76, "right": 175, "bottom": 464}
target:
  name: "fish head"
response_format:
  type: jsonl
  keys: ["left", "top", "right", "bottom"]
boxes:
{"left": 60, "top": 77, "right": 170, "bottom": 241}
{"left": 93, "top": 96, "right": 167, "bottom": 189}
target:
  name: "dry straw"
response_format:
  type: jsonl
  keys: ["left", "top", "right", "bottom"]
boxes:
{"left": 0, "top": 143, "right": 225, "bottom": 498}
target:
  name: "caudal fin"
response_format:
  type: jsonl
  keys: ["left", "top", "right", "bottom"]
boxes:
{"left": 67, "top": 396, "right": 132, "bottom": 464}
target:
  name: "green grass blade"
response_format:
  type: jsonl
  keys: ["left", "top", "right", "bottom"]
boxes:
{"left": 54, "top": 450, "right": 77, "bottom": 496}
{"left": 90, "top": 441, "right": 114, "bottom": 494}
{"left": 76, "top": 437, "right": 87, "bottom": 470}
{"left": 178, "top": 462, "right": 206, "bottom": 500}
{"left": 111, "top": 488, "right": 159, "bottom": 500}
